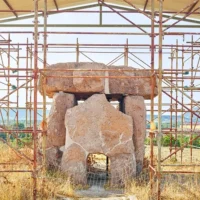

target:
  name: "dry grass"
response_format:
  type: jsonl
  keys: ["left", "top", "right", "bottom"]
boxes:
{"left": 126, "top": 145, "right": 200, "bottom": 200}
{"left": 145, "top": 145, "right": 200, "bottom": 172}
{"left": 161, "top": 178, "right": 200, "bottom": 200}
{"left": 126, "top": 173, "right": 200, "bottom": 200}
{"left": 0, "top": 172, "right": 76, "bottom": 200}
{"left": 1, "top": 142, "right": 200, "bottom": 200}
{"left": 145, "top": 145, "right": 200, "bottom": 163}
{"left": 0, "top": 142, "right": 75, "bottom": 200}
{"left": 125, "top": 179, "right": 149, "bottom": 200}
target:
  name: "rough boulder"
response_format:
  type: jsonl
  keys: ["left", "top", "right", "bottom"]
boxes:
{"left": 61, "top": 94, "right": 136, "bottom": 184}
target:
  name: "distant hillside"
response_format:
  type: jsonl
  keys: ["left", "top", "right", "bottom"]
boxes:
{"left": 183, "top": 106, "right": 200, "bottom": 123}
{"left": 146, "top": 114, "right": 193, "bottom": 123}
{"left": 0, "top": 109, "right": 197, "bottom": 123}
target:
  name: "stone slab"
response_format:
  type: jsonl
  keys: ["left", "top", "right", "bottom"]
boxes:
{"left": 123, "top": 96, "right": 146, "bottom": 174}
{"left": 46, "top": 92, "right": 77, "bottom": 148}
{"left": 61, "top": 94, "right": 136, "bottom": 184}
{"left": 39, "top": 62, "right": 157, "bottom": 99}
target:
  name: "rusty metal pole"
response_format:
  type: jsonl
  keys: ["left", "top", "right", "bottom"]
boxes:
{"left": 26, "top": 38, "right": 29, "bottom": 127}
{"left": 124, "top": 38, "right": 128, "bottom": 66}
{"left": 33, "top": 0, "right": 39, "bottom": 199}
{"left": 42, "top": 0, "right": 47, "bottom": 173}
{"left": 190, "top": 35, "right": 194, "bottom": 163}
{"left": 157, "top": 0, "right": 163, "bottom": 199}
{"left": 76, "top": 38, "right": 79, "bottom": 62}
{"left": 170, "top": 47, "right": 173, "bottom": 157}
{"left": 175, "top": 39, "right": 178, "bottom": 159}
{"left": 150, "top": 0, "right": 155, "bottom": 198}
{"left": 99, "top": 0, "right": 103, "bottom": 25}
{"left": 40, "top": 1, "right": 48, "bottom": 198}
{"left": 181, "top": 45, "right": 184, "bottom": 163}
{"left": 30, "top": 44, "right": 33, "bottom": 128}
{"left": 7, "top": 34, "right": 10, "bottom": 143}
{"left": 16, "top": 43, "right": 19, "bottom": 147}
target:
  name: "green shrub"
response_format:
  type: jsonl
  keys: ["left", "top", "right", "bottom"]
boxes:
{"left": 145, "top": 137, "right": 157, "bottom": 146}
{"left": 146, "top": 134, "right": 200, "bottom": 148}
{"left": 161, "top": 135, "right": 173, "bottom": 147}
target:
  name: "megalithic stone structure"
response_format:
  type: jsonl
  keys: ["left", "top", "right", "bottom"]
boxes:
{"left": 39, "top": 62, "right": 158, "bottom": 184}
{"left": 39, "top": 62, "right": 157, "bottom": 99}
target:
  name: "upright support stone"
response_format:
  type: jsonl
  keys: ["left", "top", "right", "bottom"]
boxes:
{"left": 61, "top": 94, "right": 136, "bottom": 184}
{"left": 46, "top": 92, "right": 77, "bottom": 167}
{"left": 61, "top": 143, "right": 87, "bottom": 184}
{"left": 123, "top": 96, "right": 146, "bottom": 174}
{"left": 110, "top": 154, "right": 136, "bottom": 186}
{"left": 47, "top": 92, "right": 77, "bottom": 147}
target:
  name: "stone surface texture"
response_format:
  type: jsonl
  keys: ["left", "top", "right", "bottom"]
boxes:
{"left": 46, "top": 147, "right": 63, "bottom": 168}
{"left": 46, "top": 92, "right": 77, "bottom": 148}
{"left": 61, "top": 143, "right": 87, "bottom": 184}
{"left": 73, "top": 63, "right": 105, "bottom": 92}
{"left": 61, "top": 94, "right": 136, "bottom": 184}
{"left": 109, "top": 66, "right": 155, "bottom": 99}
{"left": 123, "top": 96, "right": 146, "bottom": 174}
{"left": 39, "top": 62, "right": 157, "bottom": 99}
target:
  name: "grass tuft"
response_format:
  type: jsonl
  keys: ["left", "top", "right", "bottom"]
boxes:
{"left": 0, "top": 143, "right": 76, "bottom": 200}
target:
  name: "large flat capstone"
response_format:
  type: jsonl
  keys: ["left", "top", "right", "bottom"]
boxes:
{"left": 39, "top": 62, "right": 157, "bottom": 99}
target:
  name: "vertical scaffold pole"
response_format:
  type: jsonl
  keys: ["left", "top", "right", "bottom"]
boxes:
{"left": 30, "top": 44, "right": 33, "bottom": 128}
{"left": 157, "top": 0, "right": 163, "bottom": 199}
{"left": 41, "top": 1, "right": 48, "bottom": 198}
{"left": 150, "top": 0, "right": 155, "bottom": 198}
{"left": 190, "top": 35, "right": 194, "bottom": 163}
{"left": 33, "top": 0, "right": 39, "bottom": 199}
{"left": 26, "top": 38, "right": 29, "bottom": 127}
{"left": 181, "top": 45, "right": 184, "bottom": 163}
{"left": 16, "top": 43, "right": 19, "bottom": 147}
{"left": 7, "top": 34, "right": 10, "bottom": 143}
{"left": 76, "top": 38, "right": 79, "bottom": 62}
{"left": 170, "top": 47, "right": 173, "bottom": 157}
{"left": 124, "top": 38, "right": 128, "bottom": 66}
{"left": 175, "top": 39, "right": 178, "bottom": 159}
{"left": 42, "top": 0, "right": 47, "bottom": 174}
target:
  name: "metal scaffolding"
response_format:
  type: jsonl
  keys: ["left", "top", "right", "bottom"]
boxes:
{"left": 0, "top": 0, "right": 200, "bottom": 199}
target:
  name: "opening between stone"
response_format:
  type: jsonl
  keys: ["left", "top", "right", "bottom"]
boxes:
{"left": 87, "top": 153, "right": 110, "bottom": 187}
